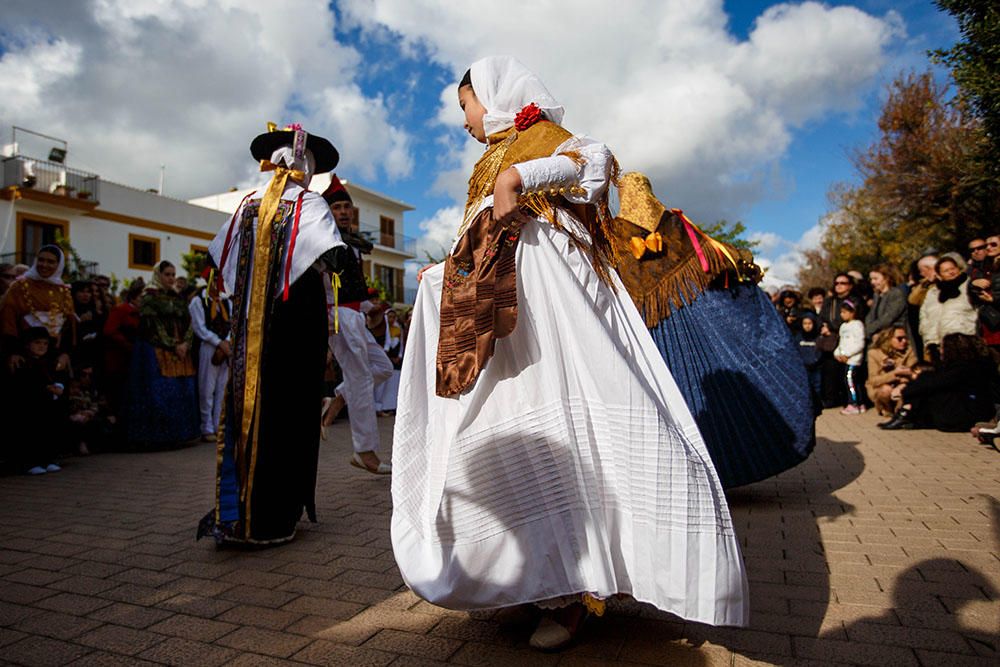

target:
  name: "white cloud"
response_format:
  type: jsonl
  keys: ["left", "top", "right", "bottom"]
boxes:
{"left": 755, "top": 222, "right": 826, "bottom": 290}
{"left": 342, "top": 0, "right": 901, "bottom": 247}
{"left": 414, "top": 204, "right": 463, "bottom": 262}
{"left": 748, "top": 230, "right": 785, "bottom": 256}
{"left": 0, "top": 0, "right": 413, "bottom": 198}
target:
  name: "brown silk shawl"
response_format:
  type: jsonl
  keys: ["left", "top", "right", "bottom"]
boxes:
{"left": 435, "top": 121, "right": 575, "bottom": 397}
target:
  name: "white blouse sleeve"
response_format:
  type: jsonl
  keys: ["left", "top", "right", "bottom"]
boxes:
{"left": 512, "top": 136, "right": 613, "bottom": 205}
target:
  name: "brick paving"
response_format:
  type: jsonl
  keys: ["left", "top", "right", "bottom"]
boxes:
{"left": 1, "top": 409, "right": 997, "bottom": 666}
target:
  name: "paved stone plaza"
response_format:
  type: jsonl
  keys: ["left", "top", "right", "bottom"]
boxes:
{"left": 0, "top": 410, "right": 997, "bottom": 666}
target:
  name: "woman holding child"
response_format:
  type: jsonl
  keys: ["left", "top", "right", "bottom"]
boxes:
{"left": 865, "top": 326, "right": 917, "bottom": 416}
{"left": 0, "top": 245, "right": 74, "bottom": 373}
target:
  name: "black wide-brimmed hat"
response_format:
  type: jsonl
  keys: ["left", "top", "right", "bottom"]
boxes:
{"left": 250, "top": 124, "right": 339, "bottom": 172}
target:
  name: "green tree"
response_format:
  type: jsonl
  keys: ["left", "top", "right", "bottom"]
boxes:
{"left": 181, "top": 249, "right": 209, "bottom": 282}
{"left": 699, "top": 219, "right": 758, "bottom": 251}
{"left": 798, "top": 70, "right": 996, "bottom": 284}
{"left": 933, "top": 0, "right": 1000, "bottom": 171}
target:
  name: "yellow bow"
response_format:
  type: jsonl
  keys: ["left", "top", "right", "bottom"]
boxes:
{"left": 259, "top": 159, "right": 306, "bottom": 183}
{"left": 629, "top": 231, "right": 663, "bottom": 260}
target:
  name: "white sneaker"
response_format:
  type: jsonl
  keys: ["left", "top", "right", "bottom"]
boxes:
{"left": 45, "top": 463, "right": 61, "bottom": 473}
{"left": 27, "top": 466, "right": 47, "bottom": 475}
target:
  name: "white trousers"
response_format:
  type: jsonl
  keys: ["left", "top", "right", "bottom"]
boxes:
{"left": 329, "top": 307, "right": 393, "bottom": 453}
{"left": 198, "top": 343, "right": 229, "bottom": 436}
{"left": 374, "top": 370, "right": 401, "bottom": 412}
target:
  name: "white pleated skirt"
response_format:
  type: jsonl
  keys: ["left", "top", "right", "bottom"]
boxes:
{"left": 391, "top": 216, "right": 748, "bottom": 626}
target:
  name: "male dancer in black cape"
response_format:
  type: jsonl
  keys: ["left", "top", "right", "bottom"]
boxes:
{"left": 197, "top": 123, "right": 350, "bottom": 545}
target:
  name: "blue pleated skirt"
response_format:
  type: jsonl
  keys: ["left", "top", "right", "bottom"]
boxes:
{"left": 126, "top": 341, "right": 199, "bottom": 448}
{"left": 649, "top": 283, "right": 815, "bottom": 488}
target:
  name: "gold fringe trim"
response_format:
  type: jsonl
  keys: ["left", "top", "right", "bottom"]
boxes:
{"left": 613, "top": 210, "right": 742, "bottom": 327}
{"left": 557, "top": 149, "right": 586, "bottom": 166}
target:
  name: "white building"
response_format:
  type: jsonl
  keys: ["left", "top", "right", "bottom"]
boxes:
{"left": 1, "top": 152, "right": 416, "bottom": 303}
{"left": 0, "top": 152, "right": 228, "bottom": 288}
{"left": 191, "top": 172, "right": 416, "bottom": 304}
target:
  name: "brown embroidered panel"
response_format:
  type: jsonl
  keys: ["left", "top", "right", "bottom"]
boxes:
{"left": 436, "top": 208, "right": 521, "bottom": 397}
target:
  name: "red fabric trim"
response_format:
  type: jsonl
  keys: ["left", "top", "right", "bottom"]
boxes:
{"left": 217, "top": 191, "right": 256, "bottom": 290}
{"left": 282, "top": 191, "right": 306, "bottom": 302}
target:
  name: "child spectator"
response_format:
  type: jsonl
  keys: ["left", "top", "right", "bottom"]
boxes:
{"left": 10, "top": 327, "right": 68, "bottom": 474}
{"left": 834, "top": 300, "right": 866, "bottom": 414}
{"left": 795, "top": 312, "right": 823, "bottom": 399}
{"left": 67, "top": 365, "right": 111, "bottom": 456}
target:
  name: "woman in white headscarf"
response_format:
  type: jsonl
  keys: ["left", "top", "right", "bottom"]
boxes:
{"left": 0, "top": 244, "right": 74, "bottom": 373}
{"left": 392, "top": 56, "right": 747, "bottom": 651}
{"left": 126, "top": 260, "right": 199, "bottom": 449}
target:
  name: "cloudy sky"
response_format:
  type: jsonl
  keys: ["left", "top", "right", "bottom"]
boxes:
{"left": 0, "top": 0, "right": 956, "bottom": 287}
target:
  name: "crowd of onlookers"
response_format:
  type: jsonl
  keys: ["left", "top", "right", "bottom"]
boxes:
{"left": 0, "top": 249, "right": 409, "bottom": 476}
{"left": 778, "top": 235, "right": 1000, "bottom": 443}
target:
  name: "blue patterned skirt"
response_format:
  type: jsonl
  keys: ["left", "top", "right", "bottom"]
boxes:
{"left": 649, "top": 283, "right": 815, "bottom": 488}
{"left": 126, "top": 341, "right": 199, "bottom": 448}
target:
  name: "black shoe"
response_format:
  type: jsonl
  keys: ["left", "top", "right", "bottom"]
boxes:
{"left": 878, "top": 407, "right": 913, "bottom": 430}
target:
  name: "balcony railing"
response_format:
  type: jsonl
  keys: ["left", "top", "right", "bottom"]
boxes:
{"left": 2, "top": 155, "right": 100, "bottom": 203}
{"left": 357, "top": 227, "right": 417, "bottom": 255}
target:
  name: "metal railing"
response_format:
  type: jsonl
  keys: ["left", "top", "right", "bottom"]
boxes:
{"left": 356, "top": 227, "right": 416, "bottom": 255}
{"left": 2, "top": 155, "right": 100, "bottom": 202}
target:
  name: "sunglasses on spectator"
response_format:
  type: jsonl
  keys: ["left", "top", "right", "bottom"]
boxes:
{"left": 969, "top": 245, "right": 987, "bottom": 251}
{"left": 893, "top": 336, "right": 907, "bottom": 341}
{"left": 834, "top": 280, "right": 851, "bottom": 285}
{"left": 989, "top": 242, "right": 1000, "bottom": 248}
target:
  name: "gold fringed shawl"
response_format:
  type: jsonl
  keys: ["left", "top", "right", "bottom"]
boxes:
{"left": 611, "top": 173, "right": 760, "bottom": 327}
{"left": 436, "top": 121, "right": 619, "bottom": 397}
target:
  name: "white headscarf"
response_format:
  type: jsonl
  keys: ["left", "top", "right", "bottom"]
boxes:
{"left": 270, "top": 145, "right": 316, "bottom": 190}
{"left": 21, "top": 245, "right": 65, "bottom": 285}
{"left": 469, "top": 56, "right": 565, "bottom": 138}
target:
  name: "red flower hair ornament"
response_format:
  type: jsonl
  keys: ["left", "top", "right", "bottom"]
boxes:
{"left": 514, "top": 103, "right": 544, "bottom": 131}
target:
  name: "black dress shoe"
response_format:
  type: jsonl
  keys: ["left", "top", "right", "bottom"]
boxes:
{"left": 878, "top": 406, "right": 912, "bottom": 429}
{"left": 879, "top": 414, "right": 915, "bottom": 430}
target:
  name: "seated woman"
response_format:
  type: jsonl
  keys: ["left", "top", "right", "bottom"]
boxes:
{"left": 880, "top": 333, "right": 999, "bottom": 431}
{"left": 865, "top": 326, "right": 917, "bottom": 416}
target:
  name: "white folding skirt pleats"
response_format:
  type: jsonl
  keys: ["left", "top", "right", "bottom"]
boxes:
{"left": 391, "top": 216, "right": 749, "bottom": 626}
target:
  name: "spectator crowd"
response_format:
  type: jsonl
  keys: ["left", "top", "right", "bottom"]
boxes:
{"left": 782, "top": 235, "right": 1000, "bottom": 444}
{"left": 0, "top": 250, "right": 408, "bottom": 477}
